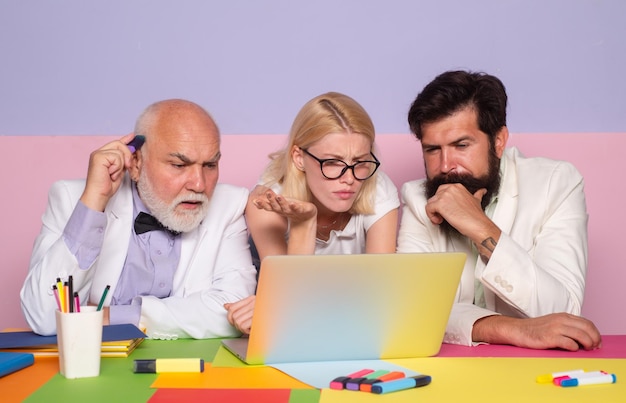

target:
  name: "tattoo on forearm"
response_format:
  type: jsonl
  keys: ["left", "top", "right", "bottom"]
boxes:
{"left": 479, "top": 237, "right": 498, "bottom": 264}
{"left": 481, "top": 237, "right": 498, "bottom": 253}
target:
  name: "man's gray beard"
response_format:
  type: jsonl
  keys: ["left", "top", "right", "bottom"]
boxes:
{"left": 136, "top": 170, "right": 209, "bottom": 233}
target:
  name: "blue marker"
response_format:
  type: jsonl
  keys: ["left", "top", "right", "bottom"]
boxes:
{"left": 371, "top": 374, "right": 432, "bottom": 394}
{"left": 127, "top": 135, "right": 145, "bottom": 153}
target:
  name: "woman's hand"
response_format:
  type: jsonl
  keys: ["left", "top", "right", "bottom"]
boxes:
{"left": 250, "top": 187, "right": 317, "bottom": 225}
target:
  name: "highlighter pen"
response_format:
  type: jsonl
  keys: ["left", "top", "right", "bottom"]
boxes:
{"left": 133, "top": 358, "right": 205, "bottom": 373}
{"left": 371, "top": 375, "right": 432, "bottom": 394}
{"left": 360, "top": 371, "right": 405, "bottom": 392}
{"left": 555, "top": 370, "right": 609, "bottom": 385}
{"left": 553, "top": 370, "right": 603, "bottom": 386}
{"left": 346, "top": 370, "right": 389, "bottom": 391}
{"left": 56, "top": 278, "right": 65, "bottom": 313}
{"left": 560, "top": 373, "right": 616, "bottom": 387}
{"left": 329, "top": 369, "right": 374, "bottom": 390}
{"left": 536, "top": 369, "right": 585, "bottom": 384}
{"left": 127, "top": 135, "right": 145, "bottom": 153}
{"left": 63, "top": 282, "right": 69, "bottom": 313}
{"left": 97, "top": 285, "right": 110, "bottom": 311}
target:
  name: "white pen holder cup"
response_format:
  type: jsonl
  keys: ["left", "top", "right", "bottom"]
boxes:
{"left": 55, "top": 306, "right": 104, "bottom": 379}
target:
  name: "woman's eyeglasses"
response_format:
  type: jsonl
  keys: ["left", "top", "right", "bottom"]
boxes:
{"left": 301, "top": 148, "right": 380, "bottom": 181}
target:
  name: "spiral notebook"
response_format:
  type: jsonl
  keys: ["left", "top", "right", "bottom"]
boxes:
{"left": 222, "top": 252, "right": 465, "bottom": 365}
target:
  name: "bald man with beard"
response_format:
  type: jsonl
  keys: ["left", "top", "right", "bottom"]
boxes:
{"left": 21, "top": 99, "right": 257, "bottom": 339}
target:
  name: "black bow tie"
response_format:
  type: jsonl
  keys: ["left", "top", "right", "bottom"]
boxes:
{"left": 134, "top": 212, "right": 180, "bottom": 236}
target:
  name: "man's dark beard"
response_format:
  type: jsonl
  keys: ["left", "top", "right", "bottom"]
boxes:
{"left": 424, "top": 151, "right": 501, "bottom": 236}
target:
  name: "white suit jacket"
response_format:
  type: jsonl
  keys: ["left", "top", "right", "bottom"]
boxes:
{"left": 397, "top": 147, "right": 588, "bottom": 346}
{"left": 21, "top": 175, "right": 257, "bottom": 338}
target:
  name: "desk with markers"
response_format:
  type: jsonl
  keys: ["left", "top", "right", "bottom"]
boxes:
{"left": 2, "top": 335, "right": 625, "bottom": 402}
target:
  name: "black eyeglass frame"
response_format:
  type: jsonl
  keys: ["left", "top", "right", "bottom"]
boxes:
{"left": 300, "top": 148, "right": 381, "bottom": 181}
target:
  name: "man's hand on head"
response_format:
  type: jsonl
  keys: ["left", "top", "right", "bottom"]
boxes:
{"left": 80, "top": 134, "right": 136, "bottom": 212}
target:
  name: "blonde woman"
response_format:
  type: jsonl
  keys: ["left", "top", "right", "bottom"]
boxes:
{"left": 225, "top": 92, "right": 399, "bottom": 334}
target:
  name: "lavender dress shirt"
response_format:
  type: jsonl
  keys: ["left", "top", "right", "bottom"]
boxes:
{"left": 63, "top": 184, "right": 181, "bottom": 326}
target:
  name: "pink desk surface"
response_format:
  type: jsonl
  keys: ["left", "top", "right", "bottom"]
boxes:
{"left": 437, "top": 335, "right": 626, "bottom": 358}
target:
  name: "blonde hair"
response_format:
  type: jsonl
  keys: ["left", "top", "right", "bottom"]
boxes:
{"left": 262, "top": 92, "right": 378, "bottom": 214}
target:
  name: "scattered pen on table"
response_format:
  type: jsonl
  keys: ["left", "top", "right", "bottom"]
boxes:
{"left": 538, "top": 370, "right": 618, "bottom": 387}
{"left": 97, "top": 285, "right": 111, "bottom": 311}
{"left": 361, "top": 371, "right": 406, "bottom": 392}
{"left": 330, "top": 369, "right": 374, "bottom": 390}
{"left": 560, "top": 372, "right": 616, "bottom": 387}
{"left": 371, "top": 374, "right": 432, "bottom": 394}
{"left": 133, "top": 358, "right": 205, "bottom": 373}
{"left": 536, "top": 369, "right": 585, "bottom": 384}
{"left": 346, "top": 369, "right": 390, "bottom": 391}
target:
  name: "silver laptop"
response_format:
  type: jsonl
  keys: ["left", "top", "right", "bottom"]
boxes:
{"left": 222, "top": 252, "right": 465, "bottom": 365}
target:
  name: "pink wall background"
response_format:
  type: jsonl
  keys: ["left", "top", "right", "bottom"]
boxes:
{"left": 2, "top": 133, "right": 624, "bottom": 334}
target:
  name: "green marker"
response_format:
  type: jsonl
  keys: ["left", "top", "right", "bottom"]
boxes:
{"left": 97, "top": 285, "right": 110, "bottom": 311}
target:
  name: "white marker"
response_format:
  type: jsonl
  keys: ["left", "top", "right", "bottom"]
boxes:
{"left": 560, "top": 373, "right": 616, "bottom": 387}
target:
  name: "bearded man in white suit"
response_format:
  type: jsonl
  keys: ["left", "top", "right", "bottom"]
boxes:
{"left": 398, "top": 71, "right": 601, "bottom": 350}
{"left": 21, "top": 99, "right": 257, "bottom": 339}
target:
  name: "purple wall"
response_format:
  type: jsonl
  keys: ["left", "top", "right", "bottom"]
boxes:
{"left": 1, "top": 0, "right": 625, "bottom": 135}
